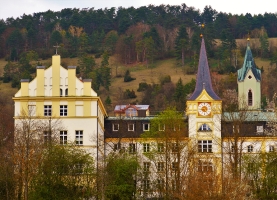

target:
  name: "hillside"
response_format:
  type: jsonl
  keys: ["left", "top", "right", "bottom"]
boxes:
{"left": 0, "top": 51, "right": 272, "bottom": 116}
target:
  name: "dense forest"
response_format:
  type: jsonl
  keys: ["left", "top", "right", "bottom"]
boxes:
{"left": 1, "top": 4, "right": 277, "bottom": 60}
{"left": 1, "top": 4, "right": 277, "bottom": 112}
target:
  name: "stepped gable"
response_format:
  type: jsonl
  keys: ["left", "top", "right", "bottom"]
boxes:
{"left": 189, "top": 38, "right": 220, "bottom": 100}
{"left": 237, "top": 42, "right": 261, "bottom": 82}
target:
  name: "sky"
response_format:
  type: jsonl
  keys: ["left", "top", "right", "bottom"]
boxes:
{"left": 0, "top": 0, "right": 276, "bottom": 20}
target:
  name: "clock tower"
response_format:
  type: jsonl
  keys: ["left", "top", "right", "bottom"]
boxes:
{"left": 186, "top": 38, "right": 222, "bottom": 171}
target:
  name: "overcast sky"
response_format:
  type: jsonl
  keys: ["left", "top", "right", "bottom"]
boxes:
{"left": 0, "top": 0, "right": 276, "bottom": 20}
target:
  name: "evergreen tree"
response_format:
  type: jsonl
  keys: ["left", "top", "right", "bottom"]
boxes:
{"left": 175, "top": 25, "right": 189, "bottom": 67}
{"left": 259, "top": 27, "right": 269, "bottom": 58}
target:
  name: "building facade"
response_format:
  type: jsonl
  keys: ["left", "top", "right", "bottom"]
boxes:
{"left": 13, "top": 54, "right": 107, "bottom": 162}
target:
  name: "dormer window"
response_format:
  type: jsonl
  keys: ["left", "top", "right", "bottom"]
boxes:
{"left": 125, "top": 108, "right": 137, "bottom": 117}
{"left": 198, "top": 123, "right": 212, "bottom": 132}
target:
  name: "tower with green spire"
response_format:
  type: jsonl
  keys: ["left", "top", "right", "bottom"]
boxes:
{"left": 237, "top": 41, "right": 261, "bottom": 110}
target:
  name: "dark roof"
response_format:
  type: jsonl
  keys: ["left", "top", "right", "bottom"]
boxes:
{"left": 237, "top": 43, "right": 261, "bottom": 82}
{"left": 189, "top": 38, "right": 220, "bottom": 100}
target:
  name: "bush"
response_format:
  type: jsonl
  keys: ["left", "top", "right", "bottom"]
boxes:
{"left": 137, "top": 82, "right": 150, "bottom": 92}
{"left": 159, "top": 75, "right": 171, "bottom": 85}
{"left": 124, "top": 70, "right": 136, "bottom": 82}
{"left": 124, "top": 89, "right": 137, "bottom": 99}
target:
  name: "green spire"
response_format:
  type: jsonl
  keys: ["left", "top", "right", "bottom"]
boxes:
{"left": 237, "top": 42, "right": 261, "bottom": 82}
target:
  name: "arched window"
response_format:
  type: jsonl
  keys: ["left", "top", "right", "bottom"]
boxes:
{"left": 65, "top": 88, "right": 68, "bottom": 96}
{"left": 60, "top": 89, "right": 63, "bottom": 96}
{"left": 248, "top": 90, "right": 253, "bottom": 106}
{"left": 198, "top": 123, "right": 212, "bottom": 132}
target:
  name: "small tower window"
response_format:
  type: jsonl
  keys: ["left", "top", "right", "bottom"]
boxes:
{"left": 198, "top": 123, "right": 212, "bottom": 132}
{"left": 248, "top": 75, "right": 252, "bottom": 79}
{"left": 248, "top": 90, "right": 253, "bottom": 106}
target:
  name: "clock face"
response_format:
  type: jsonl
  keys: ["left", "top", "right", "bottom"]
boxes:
{"left": 198, "top": 102, "right": 211, "bottom": 116}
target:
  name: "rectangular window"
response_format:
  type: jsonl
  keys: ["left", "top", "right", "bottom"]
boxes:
{"left": 157, "top": 143, "right": 164, "bottom": 153}
{"left": 143, "top": 162, "right": 150, "bottom": 172}
{"left": 60, "top": 105, "right": 68, "bottom": 116}
{"left": 172, "top": 143, "right": 179, "bottom": 153}
{"left": 143, "top": 123, "right": 150, "bottom": 131}
{"left": 112, "top": 124, "right": 119, "bottom": 131}
{"left": 269, "top": 145, "right": 275, "bottom": 152}
{"left": 157, "top": 179, "right": 164, "bottom": 189}
{"left": 198, "top": 161, "right": 213, "bottom": 172}
{"left": 233, "top": 125, "right": 239, "bottom": 133}
{"left": 157, "top": 162, "right": 164, "bottom": 172}
{"left": 74, "top": 163, "right": 84, "bottom": 174}
{"left": 231, "top": 145, "right": 235, "bottom": 153}
{"left": 114, "top": 143, "right": 121, "bottom": 151}
{"left": 43, "top": 131, "right": 50, "bottom": 144}
{"left": 126, "top": 108, "right": 137, "bottom": 117}
{"left": 159, "top": 124, "right": 165, "bottom": 131}
{"left": 172, "top": 162, "right": 179, "bottom": 171}
{"left": 128, "top": 124, "right": 135, "bottom": 131}
{"left": 44, "top": 105, "right": 52, "bottom": 116}
{"left": 143, "top": 143, "right": 150, "bottom": 152}
{"left": 247, "top": 145, "right": 253, "bottom": 153}
{"left": 60, "top": 131, "right": 67, "bottom": 145}
{"left": 129, "top": 143, "right": 136, "bottom": 153}
{"left": 75, "top": 130, "right": 83, "bottom": 145}
{"left": 143, "top": 179, "right": 150, "bottom": 190}
{"left": 257, "top": 126, "right": 263, "bottom": 133}
{"left": 198, "top": 140, "right": 212, "bottom": 153}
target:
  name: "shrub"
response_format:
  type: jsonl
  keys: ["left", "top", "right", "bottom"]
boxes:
{"left": 124, "top": 70, "right": 136, "bottom": 82}
{"left": 124, "top": 89, "right": 137, "bottom": 99}
{"left": 137, "top": 82, "right": 150, "bottom": 92}
{"left": 159, "top": 75, "right": 171, "bottom": 85}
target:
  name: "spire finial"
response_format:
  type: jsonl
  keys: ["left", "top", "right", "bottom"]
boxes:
{"left": 53, "top": 43, "right": 60, "bottom": 55}
{"left": 200, "top": 23, "right": 205, "bottom": 38}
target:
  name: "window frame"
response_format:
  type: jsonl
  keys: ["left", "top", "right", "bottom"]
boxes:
{"left": 75, "top": 130, "right": 83, "bottom": 145}
{"left": 172, "top": 143, "right": 179, "bottom": 153}
{"left": 143, "top": 162, "right": 151, "bottom": 172}
{"left": 143, "top": 143, "right": 150, "bottom": 153}
{"left": 143, "top": 123, "right": 150, "bottom": 131}
{"left": 44, "top": 105, "right": 52, "bottom": 116}
{"left": 60, "top": 105, "right": 68, "bottom": 116}
{"left": 159, "top": 124, "right": 165, "bottom": 131}
{"left": 113, "top": 143, "right": 121, "bottom": 151}
{"left": 269, "top": 145, "right": 275, "bottom": 152}
{"left": 157, "top": 143, "right": 164, "bottom": 153}
{"left": 143, "top": 179, "right": 150, "bottom": 190}
{"left": 129, "top": 143, "right": 136, "bottom": 154}
{"left": 248, "top": 89, "right": 253, "bottom": 106}
{"left": 198, "top": 123, "right": 212, "bottom": 132}
{"left": 198, "top": 140, "right": 213, "bottom": 153}
{"left": 198, "top": 161, "right": 213, "bottom": 172}
{"left": 60, "top": 130, "right": 67, "bottom": 145}
{"left": 128, "top": 123, "right": 135, "bottom": 131}
{"left": 112, "top": 124, "right": 119, "bottom": 131}
{"left": 157, "top": 162, "right": 164, "bottom": 172}
{"left": 247, "top": 145, "right": 253, "bottom": 153}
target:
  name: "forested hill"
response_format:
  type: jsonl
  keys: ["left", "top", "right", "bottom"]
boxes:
{"left": 1, "top": 4, "right": 277, "bottom": 61}
{"left": 1, "top": 4, "right": 277, "bottom": 114}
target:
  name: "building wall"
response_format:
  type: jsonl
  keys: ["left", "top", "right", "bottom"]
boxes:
{"left": 13, "top": 54, "right": 107, "bottom": 164}
{"left": 238, "top": 70, "right": 261, "bottom": 110}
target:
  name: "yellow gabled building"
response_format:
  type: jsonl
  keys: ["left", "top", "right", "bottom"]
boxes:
{"left": 13, "top": 54, "right": 107, "bottom": 162}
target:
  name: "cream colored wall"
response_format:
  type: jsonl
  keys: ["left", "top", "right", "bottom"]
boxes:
{"left": 238, "top": 70, "right": 261, "bottom": 109}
